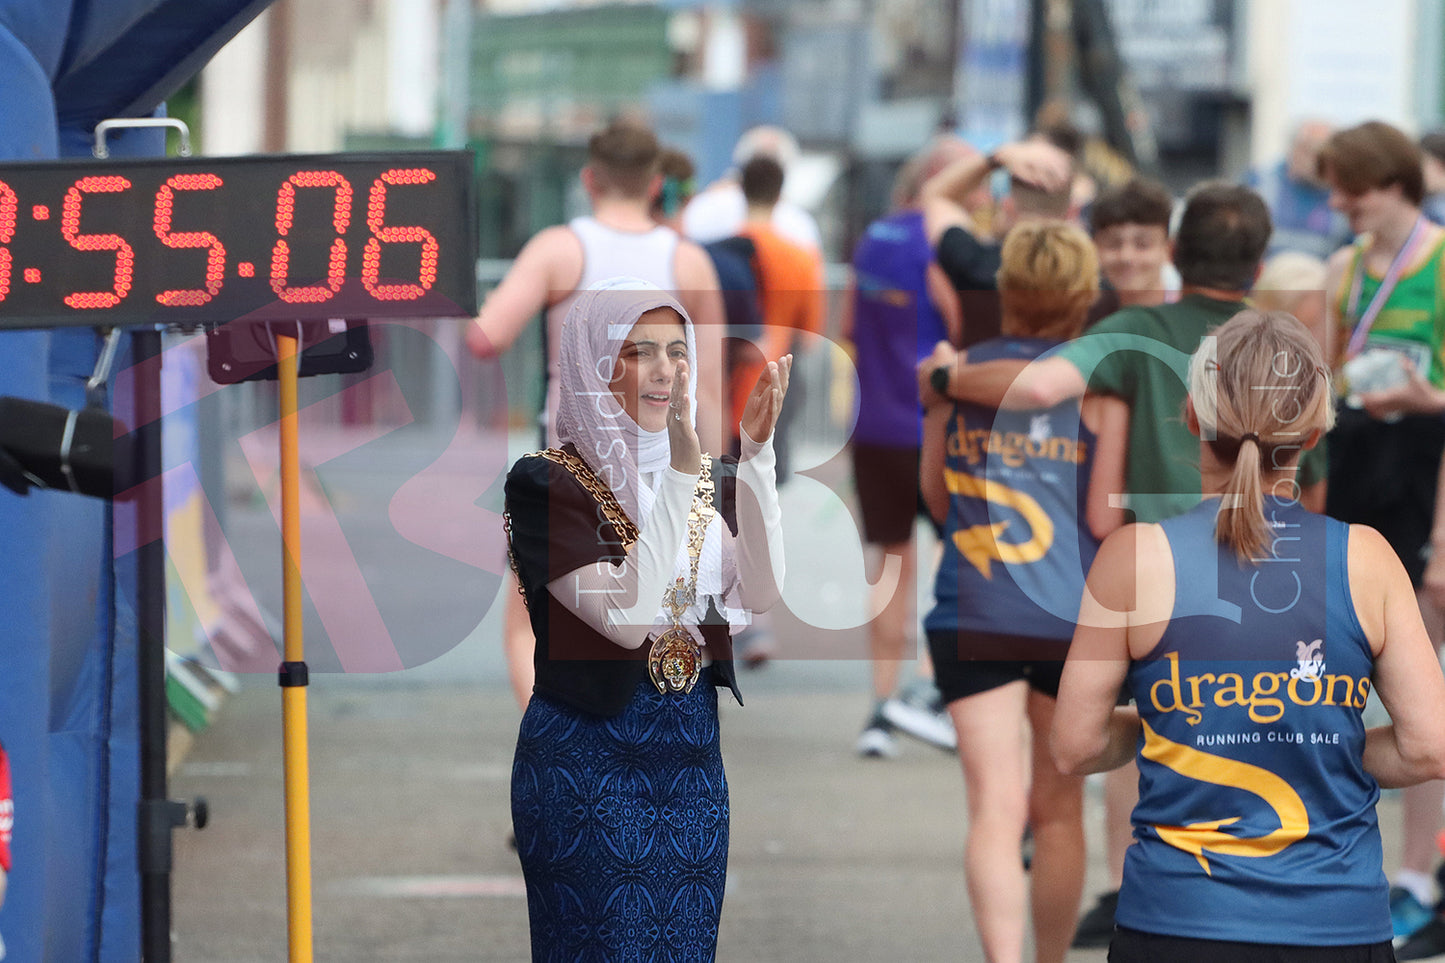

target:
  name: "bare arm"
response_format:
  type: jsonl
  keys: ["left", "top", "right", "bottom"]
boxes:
{"left": 465, "top": 226, "right": 579, "bottom": 359}
{"left": 1055, "top": 522, "right": 1175, "bottom": 775}
{"left": 924, "top": 352, "right": 1088, "bottom": 411}
{"left": 1425, "top": 455, "right": 1445, "bottom": 612}
{"left": 1082, "top": 394, "right": 1130, "bottom": 540}
{"left": 1351, "top": 524, "right": 1445, "bottom": 786}
{"left": 919, "top": 154, "right": 990, "bottom": 244}
{"left": 920, "top": 139, "right": 1072, "bottom": 246}
{"left": 925, "top": 261, "right": 964, "bottom": 345}
{"left": 1052, "top": 525, "right": 1150, "bottom": 775}
{"left": 919, "top": 399, "right": 951, "bottom": 525}
{"left": 674, "top": 240, "right": 727, "bottom": 454}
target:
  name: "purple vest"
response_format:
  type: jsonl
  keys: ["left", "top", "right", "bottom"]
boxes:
{"left": 850, "top": 209, "right": 949, "bottom": 446}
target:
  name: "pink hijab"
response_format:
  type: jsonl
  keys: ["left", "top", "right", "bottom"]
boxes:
{"left": 553, "top": 276, "right": 699, "bottom": 527}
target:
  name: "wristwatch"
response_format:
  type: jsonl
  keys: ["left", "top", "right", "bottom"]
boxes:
{"left": 929, "top": 364, "right": 951, "bottom": 397}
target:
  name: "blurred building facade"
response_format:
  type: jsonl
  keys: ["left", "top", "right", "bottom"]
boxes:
{"left": 195, "top": 0, "right": 1445, "bottom": 263}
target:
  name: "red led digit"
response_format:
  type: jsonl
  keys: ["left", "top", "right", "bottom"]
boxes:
{"left": 270, "top": 170, "right": 353, "bottom": 303}
{"left": 0, "top": 180, "right": 15, "bottom": 303}
{"left": 154, "top": 173, "right": 226, "bottom": 306}
{"left": 361, "top": 168, "right": 440, "bottom": 301}
{"left": 61, "top": 176, "right": 134, "bottom": 309}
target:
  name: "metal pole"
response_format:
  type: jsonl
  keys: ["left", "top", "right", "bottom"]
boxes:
{"left": 276, "top": 331, "right": 315, "bottom": 961}
{"left": 134, "top": 327, "right": 174, "bottom": 962}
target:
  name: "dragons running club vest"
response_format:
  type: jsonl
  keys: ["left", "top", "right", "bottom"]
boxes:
{"left": 924, "top": 336, "right": 1098, "bottom": 643}
{"left": 1119, "top": 498, "right": 1389, "bottom": 946}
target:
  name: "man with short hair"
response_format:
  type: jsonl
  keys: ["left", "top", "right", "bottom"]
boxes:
{"left": 468, "top": 119, "right": 724, "bottom": 451}
{"left": 924, "top": 182, "right": 1273, "bottom": 530}
{"left": 683, "top": 125, "right": 823, "bottom": 254}
{"left": 467, "top": 118, "right": 725, "bottom": 711}
{"left": 735, "top": 156, "right": 824, "bottom": 477}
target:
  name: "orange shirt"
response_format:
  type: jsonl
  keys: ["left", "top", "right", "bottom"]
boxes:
{"left": 741, "top": 223, "right": 826, "bottom": 361}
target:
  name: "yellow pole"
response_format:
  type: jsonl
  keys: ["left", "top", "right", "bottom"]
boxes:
{"left": 276, "top": 332, "right": 314, "bottom": 961}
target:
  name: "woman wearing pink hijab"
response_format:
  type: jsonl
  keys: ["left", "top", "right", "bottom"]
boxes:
{"left": 504, "top": 277, "right": 790, "bottom": 960}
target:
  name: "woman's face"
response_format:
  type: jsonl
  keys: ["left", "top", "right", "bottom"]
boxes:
{"left": 1095, "top": 222, "right": 1169, "bottom": 299}
{"left": 608, "top": 308, "right": 688, "bottom": 432}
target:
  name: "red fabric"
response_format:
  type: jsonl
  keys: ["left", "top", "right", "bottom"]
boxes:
{"left": 0, "top": 743, "right": 11, "bottom": 872}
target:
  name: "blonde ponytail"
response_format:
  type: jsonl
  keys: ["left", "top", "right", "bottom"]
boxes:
{"left": 1187, "top": 310, "right": 1335, "bottom": 561}
{"left": 1220, "top": 434, "right": 1270, "bottom": 559}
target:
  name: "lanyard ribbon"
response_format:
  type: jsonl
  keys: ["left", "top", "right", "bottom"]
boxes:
{"left": 1344, "top": 215, "right": 1429, "bottom": 359}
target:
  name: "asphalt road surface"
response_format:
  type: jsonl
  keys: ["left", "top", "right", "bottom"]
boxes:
{"left": 169, "top": 425, "right": 1409, "bottom": 962}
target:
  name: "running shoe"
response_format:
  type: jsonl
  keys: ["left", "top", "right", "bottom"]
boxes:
{"left": 1397, "top": 916, "right": 1445, "bottom": 960}
{"left": 1393, "top": 887, "right": 1436, "bottom": 942}
{"left": 1071, "top": 889, "right": 1119, "bottom": 948}
{"left": 880, "top": 688, "right": 957, "bottom": 751}
{"left": 855, "top": 706, "right": 898, "bottom": 759}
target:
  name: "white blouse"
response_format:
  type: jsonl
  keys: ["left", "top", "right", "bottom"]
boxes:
{"left": 546, "top": 430, "right": 785, "bottom": 650}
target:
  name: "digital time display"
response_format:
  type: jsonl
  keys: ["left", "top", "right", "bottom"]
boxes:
{"left": 0, "top": 150, "right": 478, "bottom": 330}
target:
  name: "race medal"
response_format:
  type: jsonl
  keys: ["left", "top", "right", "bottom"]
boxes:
{"left": 648, "top": 625, "right": 702, "bottom": 694}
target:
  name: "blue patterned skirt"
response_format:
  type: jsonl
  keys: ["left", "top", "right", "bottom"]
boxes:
{"left": 511, "top": 672, "right": 729, "bottom": 962}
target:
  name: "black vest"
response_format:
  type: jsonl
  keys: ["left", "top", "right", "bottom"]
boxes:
{"left": 505, "top": 449, "right": 743, "bottom": 717}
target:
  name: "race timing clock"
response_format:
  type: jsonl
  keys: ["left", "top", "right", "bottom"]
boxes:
{"left": 0, "top": 150, "right": 478, "bottom": 330}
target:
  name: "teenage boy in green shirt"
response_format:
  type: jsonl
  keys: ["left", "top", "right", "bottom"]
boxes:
{"left": 920, "top": 182, "right": 1291, "bottom": 524}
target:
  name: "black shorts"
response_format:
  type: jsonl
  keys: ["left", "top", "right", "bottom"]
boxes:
{"left": 927, "top": 628, "right": 1067, "bottom": 703}
{"left": 852, "top": 442, "right": 936, "bottom": 545}
{"left": 1327, "top": 407, "right": 1445, "bottom": 586}
{"left": 1109, "top": 926, "right": 1395, "bottom": 963}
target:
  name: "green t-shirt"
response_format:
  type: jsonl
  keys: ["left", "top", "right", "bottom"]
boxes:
{"left": 1059, "top": 294, "right": 1248, "bottom": 524}
{"left": 1336, "top": 235, "right": 1445, "bottom": 387}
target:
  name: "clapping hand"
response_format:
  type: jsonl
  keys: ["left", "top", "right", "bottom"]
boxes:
{"left": 668, "top": 360, "right": 702, "bottom": 474}
{"left": 740, "top": 355, "right": 793, "bottom": 445}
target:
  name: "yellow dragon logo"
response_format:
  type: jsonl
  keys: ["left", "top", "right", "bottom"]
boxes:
{"left": 1141, "top": 719, "right": 1310, "bottom": 875}
{"left": 943, "top": 466, "right": 1053, "bottom": 579}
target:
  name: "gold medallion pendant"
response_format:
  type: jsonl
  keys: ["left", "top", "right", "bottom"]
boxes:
{"left": 648, "top": 626, "right": 702, "bottom": 694}
{"left": 646, "top": 460, "right": 713, "bottom": 696}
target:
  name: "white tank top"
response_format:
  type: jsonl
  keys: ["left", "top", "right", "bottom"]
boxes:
{"left": 542, "top": 217, "right": 681, "bottom": 444}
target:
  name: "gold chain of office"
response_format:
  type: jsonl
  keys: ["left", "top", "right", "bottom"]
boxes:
{"left": 504, "top": 447, "right": 715, "bottom": 695}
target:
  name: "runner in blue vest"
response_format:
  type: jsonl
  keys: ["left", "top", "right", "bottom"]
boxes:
{"left": 1053, "top": 309, "right": 1445, "bottom": 962}
{"left": 921, "top": 221, "right": 1123, "bottom": 963}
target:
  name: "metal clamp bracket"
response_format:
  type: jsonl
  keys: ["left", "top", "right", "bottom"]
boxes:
{"left": 86, "top": 327, "right": 124, "bottom": 409}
